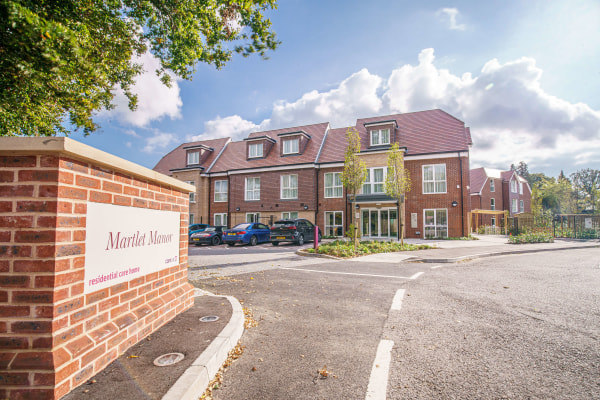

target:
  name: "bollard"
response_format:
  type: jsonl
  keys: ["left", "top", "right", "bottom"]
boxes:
{"left": 314, "top": 225, "right": 319, "bottom": 249}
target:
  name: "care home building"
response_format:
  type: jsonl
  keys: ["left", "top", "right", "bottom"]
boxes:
{"left": 154, "top": 109, "right": 474, "bottom": 239}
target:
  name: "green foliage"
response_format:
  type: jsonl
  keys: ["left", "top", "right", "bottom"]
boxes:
{"left": 314, "top": 240, "right": 432, "bottom": 258}
{"left": 0, "top": 0, "right": 280, "bottom": 136}
{"left": 341, "top": 127, "right": 366, "bottom": 248}
{"left": 508, "top": 231, "right": 554, "bottom": 244}
{"left": 344, "top": 224, "right": 356, "bottom": 240}
{"left": 385, "top": 142, "right": 411, "bottom": 243}
{"left": 570, "top": 169, "right": 600, "bottom": 213}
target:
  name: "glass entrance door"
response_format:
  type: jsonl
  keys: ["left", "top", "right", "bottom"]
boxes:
{"left": 361, "top": 208, "right": 398, "bottom": 238}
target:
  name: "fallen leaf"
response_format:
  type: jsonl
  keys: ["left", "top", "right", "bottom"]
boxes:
{"left": 128, "top": 355, "right": 139, "bottom": 359}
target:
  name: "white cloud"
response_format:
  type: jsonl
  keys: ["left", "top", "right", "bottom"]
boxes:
{"left": 201, "top": 48, "right": 600, "bottom": 174}
{"left": 436, "top": 8, "right": 466, "bottom": 31}
{"left": 142, "top": 131, "right": 177, "bottom": 153}
{"left": 188, "top": 115, "right": 261, "bottom": 142}
{"left": 109, "top": 51, "right": 183, "bottom": 127}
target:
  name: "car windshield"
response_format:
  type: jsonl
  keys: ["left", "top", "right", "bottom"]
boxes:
{"left": 232, "top": 223, "right": 252, "bottom": 230}
{"left": 204, "top": 227, "right": 216, "bottom": 232}
{"left": 273, "top": 220, "right": 294, "bottom": 227}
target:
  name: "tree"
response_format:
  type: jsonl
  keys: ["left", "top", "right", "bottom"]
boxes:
{"left": 341, "top": 127, "right": 367, "bottom": 248}
{"left": 570, "top": 169, "right": 600, "bottom": 213}
{"left": 0, "top": 0, "right": 279, "bottom": 136}
{"left": 385, "top": 142, "right": 411, "bottom": 245}
{"left": 515, "top": 161, "right": 529, "bottom": 182}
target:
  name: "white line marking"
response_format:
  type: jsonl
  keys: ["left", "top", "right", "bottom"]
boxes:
{"left": 430, "top": 265, "right": 443, "bottom": 269}
{"left": 365, "top": 339, "right": 394, "bottom": 400}
{"left": 390, "top": 289, "right": 406, "bottom": 311}
{"left": 409, "top": 271, "right": 424, "bottom": 280}
{"left": 283, "top": 267, "right": 415, "bottom": 280}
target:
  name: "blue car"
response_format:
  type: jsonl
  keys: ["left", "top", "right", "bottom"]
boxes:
{"left": 222, "top": 223, "right": 271, "bottom": 246}
{"left": 188, "top": 223, "right": 209, "bottom": 242}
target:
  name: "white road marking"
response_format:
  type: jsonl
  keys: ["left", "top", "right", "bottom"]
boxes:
{"left": 283, "top": 267, "right": 418, "bottom": 280}
{"left": 430, "top": 265, "right": 443, "bottom": 269}
{"left": 409, "top": 271, "right": 424, "bottom": 280}
{"left": 390, "top": 289, "right": 406, "bottom": 311}
{"left": 365, "top": 339, "right": 394, "bottom": 400}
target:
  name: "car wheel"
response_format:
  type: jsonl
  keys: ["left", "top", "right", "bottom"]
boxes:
{"left": 227, "top": 243, "right": 235, "bottom": 247}
{"left": 250, "top": 235, "right": 258, "bottom": 246}
{"left": 211, "top": 236, "right": 221, "bottom": 246}
{"left": 297, "top": 234, "right": 304, "bottom": 246}
{"left": 272, "top": 241, "right": 279, "bottom": 246}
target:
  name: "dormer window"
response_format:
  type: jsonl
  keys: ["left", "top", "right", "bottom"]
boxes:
{"left": 283, "top": 138, "right": 299, "bottom": 155}
{"left": 187, "top": 151, "right": 200, "bottom": 165}
{"left": 370, "top": 128, "right": 390, "bottom": 146}
{"left": 249, "top": 143, "right": 263, "bottom": 158}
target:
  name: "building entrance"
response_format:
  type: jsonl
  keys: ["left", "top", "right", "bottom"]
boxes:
{"left": 361, "top": 208, "right": 398, "bottom": 238}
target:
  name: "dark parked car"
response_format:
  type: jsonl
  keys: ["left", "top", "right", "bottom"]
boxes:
{"left": 190, "top": 226, "right": 225, "bottom": 246}
{"left": 188, "top": 223, "right": 209, "bottom": 241}
{"left": 222, "top": 223, "right": 271, "bottom": 246}
{"left": 270, "top": 218, "right": 321, "bottom": 246}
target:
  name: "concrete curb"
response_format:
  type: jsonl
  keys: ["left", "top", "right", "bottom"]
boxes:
{"left": 161, "top": 289, "right": 245, "bottom": 400}
{"left": 405, "top": 243, "right": 600, "bottom": 263}
{"left": 295, "top": 249, "right": 345, "bottom": 260}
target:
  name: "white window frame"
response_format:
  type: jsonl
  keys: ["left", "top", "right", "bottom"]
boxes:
{"left": 423, "top": 208, "right": 448, "bottom": 239}
{"left": 512, "top": 198, "right": 518, "bottom": 213}
{"left": 324, "top": 211, "right": 344, "bottom": 237}
{"left": 519, "top": 182, "right": 523, "bottom": 195}
{"left": 248, "top": 143, "right": 263, "bottom": 158}
{"left": 520, "top": 200, "right": 524, "bottom": 213}
{"left": 324, "top": 172, "right": 343, "bottom": 198}
{"left": 246, "top": 212, "right": 260, "bottom": 223}
{"left": 189, "top": 213, "right": 195, "bottom": 224}
{"left": 245, "top": 177, "right": 260, "bottom": 201}
{"left": 187, "top": 151, "right": 200, "bottom": 165}
{"left": 186, "top": 181, "right": 196, "bottom": 203}
{"left": 491, "top": 216, "right": 496, "bottom": 227}
{"left": 490, "top": 198, "right": 495, "bottom": 211}
{"left": 511, "top": 179, "right": 517, "bottom": 193}
{"left": 214, "top": 213, "right": 227, "bottom": 227}
{"left": 282, "top": 138, "right": 300, "bottom": 155}
{"left": 281, "top": 174, "right": 298, "bottom": 199}
{"left": 362, "top": 167, "right": 386, "bottom": 194}
{"left": 490, "top": 179, "right": 495, "bottom": 192}
{"left": 282, "top": 211, "right": 299, "bottom": 219}
{"left": 214, "top": 180, "right": 228, "bottom": 202}
{"left": 423, "top": 164, "right": 447, "bottom": 194}
{"left": 370, "top": 128, "right": 390, "bottom": 146}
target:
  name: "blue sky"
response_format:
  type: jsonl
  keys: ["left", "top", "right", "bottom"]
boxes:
{"left": 70, "top": 0, "right": 600, "bottom": 177}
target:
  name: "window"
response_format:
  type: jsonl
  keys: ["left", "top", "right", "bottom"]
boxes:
{"left": 490, "top": 198, "right": 495, "bottom": 210}
{"left": 187, "top": 151, "right": 199, "bottom": 165}
{"left": 283, "top": 138, "right": 299, "bottom": 155}
{"left": 246, "top": 212, "right": 260, "bottom": 223}
{"left": 362, "top": 168, "right": 385, "bottom": 194}
{"left": 325, "top": 211, "right": 343, "bottom": 237}
{"left": 214, "top": 213, "right": 227, "bottom": 226}
{"left": 324, "top": 172, "right": 343, "bottom": 198}
{"left": 214, "top": 180, "right": 228, "bottom": 202}
{"left": 424, "top": 209, "right": 448, "bottom": 238}
{"left": 249, "top": 143, "right": 263, "bottom": 158}
{"left": 281, "top": 174, "right": 298, "bottom": 199}
{"left": 519, "top": 182, "right": 523, "bottom": 195}
{"left": 189, "top": 214, "right": 195, "bottom": 224}
{"left": 491, "top": 217, "right": 496, "bottom": 227}
{"left": 512, "top": 198, "right": 518, "bottom": 213}
{"left": 423, "top": 164, "right": 447, "bottom": 194}
{"left": 186, "top": 181, "right": 196, "bottom": 203}
{"left": 490, "top": 179, "right": 495, "bottom": 192}
{"left": 511, "top": 179, "right": 517, "bottom": 193}
{"left": 282, "top": 211, "right": 298, "bottom": 219}
{"left": 245, "top": 177, "right": 260, "bottom": 200}
{"left": 370, "top": 128, "right": 390, "bottom": 146}
{"left": 520, "top": 200, "right": 524, "bottom": 213}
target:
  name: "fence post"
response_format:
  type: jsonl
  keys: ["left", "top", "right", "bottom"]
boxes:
{"left": 573, "top": 215, "right": 577, "bottom": 239}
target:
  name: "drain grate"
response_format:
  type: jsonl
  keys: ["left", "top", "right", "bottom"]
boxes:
{"left": 199, "top": 315, "right": 220, "bottom": 322}
{"left": 153, "top": 352, "right": 185, "bottom": 367}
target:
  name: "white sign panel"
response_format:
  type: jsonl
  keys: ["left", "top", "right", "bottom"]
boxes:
{"left": 84, "top": 202, "right": 180, "bottom": 294}
{"left": 585, "top": 218, "right": 592, "bottom": 229}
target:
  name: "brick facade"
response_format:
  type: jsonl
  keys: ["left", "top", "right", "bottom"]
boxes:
{"left": 0, "top": 139, "right": 194, "bottom": 399}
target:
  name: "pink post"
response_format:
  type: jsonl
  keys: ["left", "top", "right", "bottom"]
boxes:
{"left": 314, "top": 225, "right": 319, "bottom": 249}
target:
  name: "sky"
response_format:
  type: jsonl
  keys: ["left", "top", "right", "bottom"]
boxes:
{"left": 69, "top": 0, "right": 600, "bottom": 178}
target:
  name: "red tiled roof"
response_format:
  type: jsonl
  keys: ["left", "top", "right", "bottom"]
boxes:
{"left": 469, "top": 167, "right": 487, "bottom": 194}
{"left": 317, "top": 127, "right": 348, "bottom": 164}
{"left": 153, "top": 137, "right": 230, "bottom": 175}
{"left": 210, "top": 123, "right": 330, "bottom": 172}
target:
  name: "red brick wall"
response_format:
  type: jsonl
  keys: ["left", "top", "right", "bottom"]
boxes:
{"left": 404, "top": 156, "right": 471, "bottom": 238}
{"left": 316, "top": 167, "right": 347, "bottom": 234}
{"left": 0, "top": 154, "right": 194, "bottom": 399}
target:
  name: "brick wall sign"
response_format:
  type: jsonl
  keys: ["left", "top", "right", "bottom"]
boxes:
{"left": 85, "top": 203, "right": 180, "bottom": 294}
{"left": 0, "top": 137, "right": 195, "bottom": 400}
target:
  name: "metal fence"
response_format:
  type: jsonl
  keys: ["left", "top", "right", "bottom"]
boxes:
{"left": 506, "top": 214, "right": 600, "bottom": 239}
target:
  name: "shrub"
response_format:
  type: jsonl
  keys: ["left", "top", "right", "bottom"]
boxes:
{"left": 508, "top": 231, "right": 554, "bottom": 244}
{"left": 313, "top": 240, "right": 432, "bottom": 258}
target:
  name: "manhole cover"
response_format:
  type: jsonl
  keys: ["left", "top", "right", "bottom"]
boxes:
{"left": 153, "top": 353, "right": 185, "bottom": 367}
{"left": 199, "top": 315, "right": 220, "bottom": 322}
